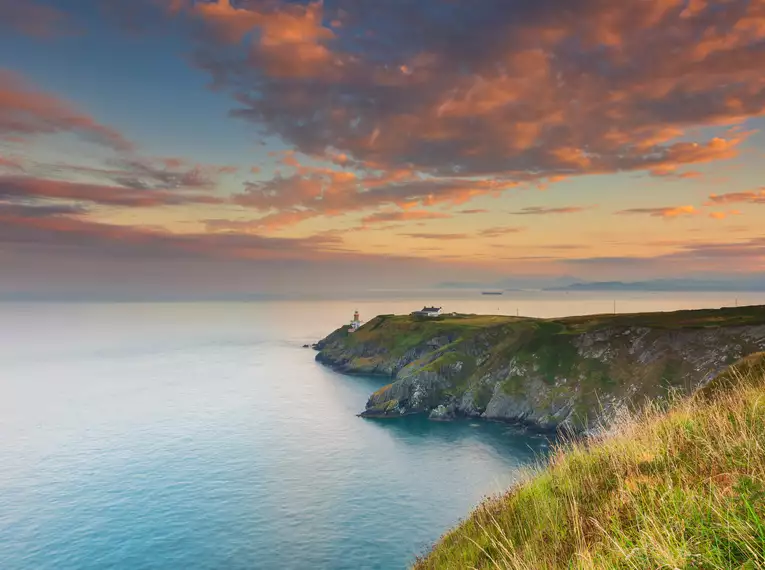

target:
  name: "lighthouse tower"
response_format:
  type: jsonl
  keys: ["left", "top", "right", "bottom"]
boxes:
{"left": 350, "top": 309, "right": 362, "bottom": 332}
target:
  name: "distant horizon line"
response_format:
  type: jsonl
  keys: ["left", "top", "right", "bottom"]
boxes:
{"left": 2, "top": 289, "right": 765, "bottom": 303}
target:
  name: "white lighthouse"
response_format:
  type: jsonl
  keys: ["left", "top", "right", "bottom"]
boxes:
{"left": 349, "top": 309, "right": 362, "bottom": 332}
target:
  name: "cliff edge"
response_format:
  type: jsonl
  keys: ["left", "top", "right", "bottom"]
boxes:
{"left": 413, "top": 353, "right": 765, "bottom": 569}
{"left": 315, "top": 306, "right": 765, "bottom": 433}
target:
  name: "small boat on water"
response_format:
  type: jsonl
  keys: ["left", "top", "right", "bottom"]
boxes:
{"left": 481, "top": 291, "right": 504, "bottom": 296}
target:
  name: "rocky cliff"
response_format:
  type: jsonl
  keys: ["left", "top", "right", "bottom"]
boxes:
{"left": 315, "top": 306, "right": 765, "bottom": 433}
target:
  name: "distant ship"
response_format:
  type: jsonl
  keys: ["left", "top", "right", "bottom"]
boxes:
{"left": 481, "top": 291, "right": 504, "bottom": 296}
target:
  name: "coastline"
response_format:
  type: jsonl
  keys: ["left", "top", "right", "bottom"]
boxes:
{"left": 313, "top": 306, "right": 765, "bottom": 435}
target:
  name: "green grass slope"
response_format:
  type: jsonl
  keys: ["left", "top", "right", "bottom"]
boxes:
{"left": 334, "top": 313, "right": 521, "bottom": 356}
{"left": 414, "top": 353, "right": 765, "bottom": 570}
{"left": 330, "top": 306, "right": 765, "bottom": 355}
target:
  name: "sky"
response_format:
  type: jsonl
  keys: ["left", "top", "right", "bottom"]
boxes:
{"left": 1, "top": 0, "right": 764, "bottom": 297}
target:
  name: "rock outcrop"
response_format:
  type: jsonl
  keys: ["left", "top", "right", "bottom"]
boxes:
{"left": 315, "top": 307, "right": 765, "bottom": 433}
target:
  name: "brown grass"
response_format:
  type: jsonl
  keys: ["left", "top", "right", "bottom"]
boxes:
{"left": 414, "top": 354, "right": 765, "bottom": 569}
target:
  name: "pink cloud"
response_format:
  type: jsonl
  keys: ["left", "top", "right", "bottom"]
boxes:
{"left": 0, "top": 155, "right": 24, "bottom": 171}
{"left": 360, "top": 210, "right": 452, "bottom": 226}
{"left": 402, "top": 232, "right": 468, "bottom": 240}
{"left": 181, "top": 0, "right": 765, "bottom": 185}
{"left": 707, "top": 190, "right": 765, "bottom": 205}
{"left": 45, "top": 157, "right": 238, "bottom": 192}
{"left": 0, "top": 69, "right": 133, "bottom": 151}
{"left": 0, "top": 204, "right": 345, "bottom": 262}
{"left": 0, "top": 175, "right": 225, "bottom": 207}
{"left": 83, "top": 0, "right": 765, "bottom": 229}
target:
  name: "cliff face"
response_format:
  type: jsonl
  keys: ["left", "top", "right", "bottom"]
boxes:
{"left": 315, "top": 307, "right": 765, "bottom": 433}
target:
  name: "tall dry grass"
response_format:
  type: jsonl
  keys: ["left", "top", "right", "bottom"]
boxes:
{"left": 415, "top": 355, "right": 765, "bottom": 569}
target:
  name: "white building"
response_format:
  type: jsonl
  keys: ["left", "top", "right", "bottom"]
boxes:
{"left": 415, "top": 306, "right": 442, "bottom": 317}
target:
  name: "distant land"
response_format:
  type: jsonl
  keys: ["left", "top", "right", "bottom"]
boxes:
{"left": 435, "top": 275, "right": 585, "bottom": 290}
{"left": 436, "top": 274, "right": 765, "bottom": 292}
{"left": 4, "top": 273, "right": 765, "bottom": 302}
{"left": 547, "top": 278, "right": 765, "bottom": 292}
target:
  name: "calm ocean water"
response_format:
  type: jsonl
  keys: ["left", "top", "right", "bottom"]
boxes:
{"left": 1, "top": 292, "right": 763, "bottom": 569}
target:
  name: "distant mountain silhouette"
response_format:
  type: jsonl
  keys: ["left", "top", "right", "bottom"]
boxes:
{"left": 435, "top": 275, "right": 765, "bottom": 292}
{"left": 546, "top": 277, "right": 765, "bottom": 292}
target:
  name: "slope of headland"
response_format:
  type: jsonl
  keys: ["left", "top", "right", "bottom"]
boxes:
{"left": 413, "top": 352, "right": 765, "bottom": 569}
{"left": 314, "top": 306, "right": 765, "bottom": 433}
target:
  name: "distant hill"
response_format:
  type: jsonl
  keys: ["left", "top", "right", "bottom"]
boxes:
{"left": 547, "top": 277, "right": 765, "bottom": 292}
{"left": 436, "top": 275, "right": 765, "bottom": 292}
{"left": 435, "top": 275, "right": 585, "bottom": 290}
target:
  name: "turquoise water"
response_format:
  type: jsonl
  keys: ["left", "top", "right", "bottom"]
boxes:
{"left": 2, "top": 294, "right": 762, "bottom": 569}
{"left": 0, "top": 301, "right": 553, "bottom": 570}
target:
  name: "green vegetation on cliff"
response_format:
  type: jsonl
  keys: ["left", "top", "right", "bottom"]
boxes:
{"left": 414, "top": 354, "right": 765, "bottom": 569}
{"left": 316, "top": 305, "right": 765, "bottom": 430}
{"left": 338, "top": 313, "right": 520, "bottom": 357}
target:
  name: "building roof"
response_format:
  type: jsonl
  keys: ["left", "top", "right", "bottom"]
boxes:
{"left": 422, "top": 306, "right": 442, "bottom": 312}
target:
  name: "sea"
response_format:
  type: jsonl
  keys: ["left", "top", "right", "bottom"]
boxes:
{"left": 1, "top": 291, "right": 763, "bottom": 570}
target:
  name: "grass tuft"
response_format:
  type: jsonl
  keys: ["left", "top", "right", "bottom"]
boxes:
{"left": 414, "top": 354, "right": 765, "bottom": 569}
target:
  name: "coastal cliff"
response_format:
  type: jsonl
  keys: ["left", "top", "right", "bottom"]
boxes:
{"left": 315, "top": 306, "right": 765, "bottom": 433}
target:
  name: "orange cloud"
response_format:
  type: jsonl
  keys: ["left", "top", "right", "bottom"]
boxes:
{"left": 232, "top": 160, "right": 519, "bottom": 227}
{"left": 12, "top": 0, "right": 765, "bottom": 250}
{"left": 184, "top": 0, "right": 765, "bottom": 190}
{"left": 616, "top": 205, "right": 697, "bottom": 218}
{"left": 185, "top": 0, "right": 335, "bottom": 78}
{"left": 479, "top": 226, "right": 525, "bottom": 237}
{"left": 649, "top": 166, "right": 702, "bottom": 179}
{"left": 360, "top": 210, "right": 452, "bottom": 226}
{"left": 0, "top": 69, "right": 133, "bottom": 151}
{"left": 165, "top": 0, "right": 764, "bottom": 230}
{"left": 709, "top": 210, "right": 743, "bottom": 220}
{"left": 402, "top": 233, "right": 468, "bottom": 240}
{"left": 511, "top": 206, "right": 586, "bottom": 215}
{"left": 707, "top": 190, "right": 765, "bottom": 205}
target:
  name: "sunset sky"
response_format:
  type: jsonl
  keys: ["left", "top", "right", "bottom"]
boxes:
{"left": 1, "top": 0, "right": 764, "bottom": 297}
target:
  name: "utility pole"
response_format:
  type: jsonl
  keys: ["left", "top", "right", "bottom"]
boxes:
{"left": 613, "top": 300, "right": 616, "bottom": 314}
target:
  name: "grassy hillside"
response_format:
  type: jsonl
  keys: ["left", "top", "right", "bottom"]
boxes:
{"left": 414, "top": 354, "right": 765, "bottom": 569}
{"left": 317, "top": 305, "right": 765, "bottom": 430}
{"left": 554, "top": 304, "right": 765, "bottom": 331}
{"left": 331, "top": 313, "right": 521, "bottom": 357}
{"left": 331, "top": 306, "right": 765, "bottom": 355}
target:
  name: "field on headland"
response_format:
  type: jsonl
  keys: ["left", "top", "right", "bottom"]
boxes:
{"left": 414, "top": 353, "right": 765, "bottom": 569}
